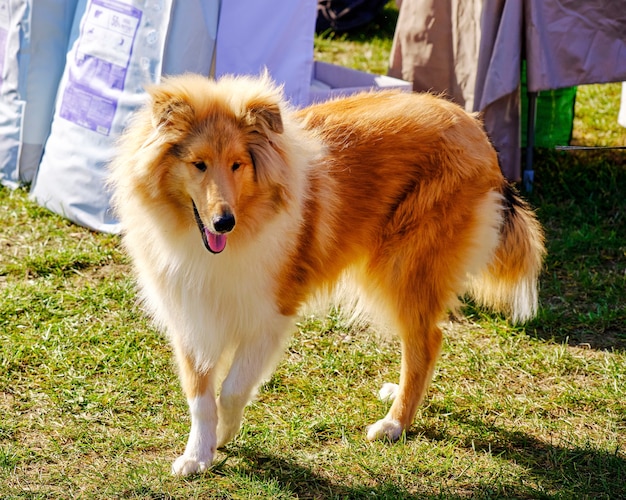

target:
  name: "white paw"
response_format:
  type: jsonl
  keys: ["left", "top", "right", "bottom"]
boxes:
{"left": 378, "top": 383, "right": 399, "bottom": 402}
{"left": 171, "top": 454, "right": 210, "bottom": 476}
{"left": 366, "top": 417, "right": 403, "bottom": 442}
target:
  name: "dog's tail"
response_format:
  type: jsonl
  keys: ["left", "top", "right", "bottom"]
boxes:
{"left": 468, "top": 183, "right": 546, "bottom": 323}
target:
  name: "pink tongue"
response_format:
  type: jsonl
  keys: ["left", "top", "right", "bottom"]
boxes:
{"left": 205, "top": 229, "right": 227, "bottom": 253}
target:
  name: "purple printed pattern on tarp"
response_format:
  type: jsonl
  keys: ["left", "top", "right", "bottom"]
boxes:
{"left": 59, "top": 82, "right": 117, "bottom": 135}
{"left": 59, "top": 0, "right": 142, "bottom": 135}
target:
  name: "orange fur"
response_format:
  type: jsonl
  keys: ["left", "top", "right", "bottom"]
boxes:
{"left": 108, "top": 73, "right": 545, "bottom": 475}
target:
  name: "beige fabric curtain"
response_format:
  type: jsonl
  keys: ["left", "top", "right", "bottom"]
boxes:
{"left": 389, "top": 0, "right": 482, "bottom": 110}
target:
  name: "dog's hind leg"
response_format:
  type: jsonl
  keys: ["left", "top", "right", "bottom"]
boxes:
{"left": 366, "top": 317, "right": 442, "bottom": 441}
{"left": 171, "top": 343, "right": 218, "bottom": 476}
{"left": 362, "top": 248, "right": 447, "bottom": 441}
{"left": 216, "top": 317, "right": 295, "bottom": 448}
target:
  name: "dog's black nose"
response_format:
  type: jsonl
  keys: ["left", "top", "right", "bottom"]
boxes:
{"left": 212, "top": 213, "right": 235, "bottom": 234}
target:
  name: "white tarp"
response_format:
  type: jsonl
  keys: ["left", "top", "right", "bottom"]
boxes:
{"left": 30, "top": 0, "right": 174, "bottom": 232}
{"left": 617, "top": 82, "right": 626, "bottom": 127}
{"left": 0, "top": 0, "right": 29, "bottom": 189}
{"left": 0, "top": 1, "right": 79, "bottom": 188}
{"left": 162, "top": 0, "right": 219, "bottom": 77}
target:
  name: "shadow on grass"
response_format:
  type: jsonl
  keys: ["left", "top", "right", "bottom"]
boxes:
{"left": 187, "top": 422, "right": 622, "bottom": 500}
{"left": 112, "top": 420, "right": 624, "bottom": 500}
{"left": 177, "top": 427, "right": 625, "bottom": 500}
{"left": 251, "top": 459, "right": 417, "bottom": 499}
{"left": 522, "top": 149, "right": 626, "bottom": 351}
{"left": 411, "top": 405, "right": 626, "bottom": 499}
{"left": 216, "top": 447, "right": 431, "bottom": 500}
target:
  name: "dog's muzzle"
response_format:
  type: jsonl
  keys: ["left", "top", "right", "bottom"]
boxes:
{"left": 192, "top": 202, "right": 235, "bottom": 254}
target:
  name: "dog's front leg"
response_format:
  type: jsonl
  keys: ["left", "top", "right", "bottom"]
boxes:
{"left": 171, "top": 344, "right": 217, "bottom": 476}
{"left": 216, "top": 317, "right": 294, "bottom": 447}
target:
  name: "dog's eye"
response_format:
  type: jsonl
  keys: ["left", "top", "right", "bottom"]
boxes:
{"left": 231, "top": 162, "right": 241, "bottom": 172}
{"left": 193, "top": 161, "right": 206, "bottom": 172}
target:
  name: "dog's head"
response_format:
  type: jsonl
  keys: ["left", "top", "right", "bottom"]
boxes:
{"left": 117, "top": 73, "right": 295, "bottom": 254}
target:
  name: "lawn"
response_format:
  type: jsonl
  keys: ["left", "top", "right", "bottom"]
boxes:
{"left": 1, "top": 5, "right": 625, "bottom": 499}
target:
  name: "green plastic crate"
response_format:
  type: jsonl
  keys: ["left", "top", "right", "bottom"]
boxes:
{"left": 521, "top": 62, "right": 577, "bottom": 148}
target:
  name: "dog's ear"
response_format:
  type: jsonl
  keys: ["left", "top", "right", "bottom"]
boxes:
{"left": 148, "top": 87, "right": 195, "bottom": 139}
{"left": 243, "top": 101, "right": 284, "bottom": 135}
{"left": 243, "top": 100, "right": 291, "bottom": 196}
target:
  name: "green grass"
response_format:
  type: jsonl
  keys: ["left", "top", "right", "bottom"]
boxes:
{"left": 572, "top": 84, "right": 626, "bottom": 147}
{"left": 1, "top": 6, "right": 626, "bottom": 498}
{"left": 314, "top": 1, "right": 398, "bottom": 75}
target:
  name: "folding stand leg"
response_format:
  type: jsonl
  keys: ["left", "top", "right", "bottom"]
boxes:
{"left": 523, "top": 91, "right": 538, "bottom": 192}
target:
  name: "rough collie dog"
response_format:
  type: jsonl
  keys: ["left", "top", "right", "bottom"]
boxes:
{"left": 108, "top": 73, "right": 545, "bottom": 476}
